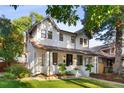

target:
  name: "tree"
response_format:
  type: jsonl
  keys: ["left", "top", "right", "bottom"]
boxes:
{"left": 12, "top": 12, "right": 44, "bottom": 32}
{"left": 0, "top": 16, "right": 23, "bottom": 63}
{"left": 0, "top": 12, "right": 43, "bottom": 63}
{"left": 12, "top": 12, "right": 43, "bottom": 55}
{"left": 83, "top": 6, "right": 124, "bottom": 74}
{"left": 46, "top": 5, "right": 124, "bottom": 74}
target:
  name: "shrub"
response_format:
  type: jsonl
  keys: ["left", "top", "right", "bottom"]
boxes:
{"left": 65, "top": 71, "right": 73, "bottom": 75}
{"left": 58, "top": 63, "right": 66, "bottom": 75}
{"left": 4, "top": 64, "right": 31, "bottom": 78}
{"left": 85, "top": 64, "right": 94, "bottom": 72}
{"left": 0, "top": 72, "right": 16, "bottom": 79}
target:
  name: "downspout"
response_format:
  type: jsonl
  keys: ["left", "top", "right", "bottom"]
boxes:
{"left": 49, "top": 51, "right": 51, "bottom": 76}
{"left": 74, "top": 34, "right": 77, "bottom": 49}
{"left": 96, "top": 57, "right": 97, "bottom": 73}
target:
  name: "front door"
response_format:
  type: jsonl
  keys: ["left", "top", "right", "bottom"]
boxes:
{"left": 66, "top": 54, "right": 73, "bottom": 66}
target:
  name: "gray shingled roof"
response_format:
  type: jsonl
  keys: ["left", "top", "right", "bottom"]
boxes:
{"left": 90, "top": 44, "right": 115, "bottom": 59}
{"left": 30, "top": 39, "right": 97, "bottom": 56}
{"left": 90, "top": 44, "right": 110, "bottom": 52}
{"left": 28, "top": 16, "right": 84, "bottom": 36}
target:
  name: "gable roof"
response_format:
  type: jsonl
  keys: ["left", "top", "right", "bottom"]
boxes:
{"left": 90, "top": 43, "right": 115, "bottom": 52}
{"left": 28, "top": 16, "right": 59, "bottom": 35}
{"left": 28, "top": 16, "right": 84, "bottom": 36}
{"left": 90, "top": 43, "right": 116, "bottom": 59}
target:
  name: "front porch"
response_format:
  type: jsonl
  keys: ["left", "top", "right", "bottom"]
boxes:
{"left": 28, "top": 48, "right": 98, "bottom": 77}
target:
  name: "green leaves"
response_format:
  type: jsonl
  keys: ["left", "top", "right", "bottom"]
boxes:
{"left": 0, "top": 16, "right": 23, "bottom": 62}
{"left": 46, "top": 5, "right": 80, "bottom": 26}
{"left": 0, "top": 12, "right": 44, "bottom": 62}
{"left": 12, "top": 12, "right": 44, "bottom": 32}
{"left": 83, "top": 5, "right": 122, "bottom": 39}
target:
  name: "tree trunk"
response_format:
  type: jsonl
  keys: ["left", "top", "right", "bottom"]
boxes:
{"left": 113, "top": 21, "right": 123, "bottom": 74}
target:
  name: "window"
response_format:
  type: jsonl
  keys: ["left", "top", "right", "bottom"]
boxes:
{"left": 41, "top": 30, "right": 46, "bottom": 38}
{"left": 84, "top": 57, "right": 92, "bottom": 66}
{"left": 53, "top": 53, "right": 58, "bottom": 65}
{"left": 71, "top": 36, "right": 75, "bottom": 43}
{"left": 66, "top": 54, "right": 73, "bottom": 66}
{"left": 88, "top": 57, "right": 92, "bottom": 64}
{"left": 84, "top": 39, "right": 88, "bottom": 45}
{"left": 42, "top": 54, "right": 45, "bottom": 66}
{"left": 80, "top": 38, "right": 83, "bottom": 44}
{"left": 77, "top": 55, "right": 83, "bottom": 65}
{"left": 59, "top": 32, "right": 63, "bottom": 41}
{"left": 48, "top": 31, "right": 52, "bottom": 39}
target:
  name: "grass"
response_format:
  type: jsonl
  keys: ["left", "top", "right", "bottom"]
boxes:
{"left": 0, "top": 77, "right": 124, "bottom": 88}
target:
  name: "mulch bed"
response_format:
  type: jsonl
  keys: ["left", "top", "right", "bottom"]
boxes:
{"left": 90, "top": 73, "right": 124, "bottom": 83}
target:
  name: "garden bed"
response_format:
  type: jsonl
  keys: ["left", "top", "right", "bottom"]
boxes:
{"left": 90, "top": 73, "right": 124, "bottom": 83}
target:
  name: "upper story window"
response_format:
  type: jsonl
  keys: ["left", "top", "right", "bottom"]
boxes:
{"left": 71, "top": 36, "right": 75, "bottom": 43}
{"left": 48, "top": 31, "right": 52, "bottom": 39}
{"left": 41, "top": 30, "right": 46, "bottom": 38}
{"left": 59, "top": 32, "right": 63, "bottom": 41}
{"left": 80, "top": 38, "right": 83, "bottom": 44}
{"left": 84, "top": 38, "right": 88, "bottom": 45}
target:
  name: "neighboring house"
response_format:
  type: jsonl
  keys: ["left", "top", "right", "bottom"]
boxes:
{"left": 25, "top": 17, "right": 98, "bottom": 76}
{"left": 90, "top": 43, "right": 124, "bottom": 74}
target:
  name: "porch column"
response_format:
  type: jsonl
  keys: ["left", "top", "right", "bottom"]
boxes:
{"left": 92, "top": 56, "right": 98, "bottom": 73}
{"left": 45, "top": 51, "right": 53, "bottom": 76}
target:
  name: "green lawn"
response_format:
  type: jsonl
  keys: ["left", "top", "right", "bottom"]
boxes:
{"left": 0, "top": 78, "right": 124, "bottom": 88}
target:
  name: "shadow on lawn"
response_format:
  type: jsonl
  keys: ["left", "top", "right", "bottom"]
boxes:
{"left": 0, "top": 79, "right": 32, "bottom": 88}
{"left": 61, "top": 78, "right": 116, "bottom": 88}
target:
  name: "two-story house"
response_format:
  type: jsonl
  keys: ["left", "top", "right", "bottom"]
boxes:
{"left": 26, "top": 17, "right": 98, "bottom": 76}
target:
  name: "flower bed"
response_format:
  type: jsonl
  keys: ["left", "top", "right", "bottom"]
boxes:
{"left": 90, "top": 73, "right": 124, "bottom": 83}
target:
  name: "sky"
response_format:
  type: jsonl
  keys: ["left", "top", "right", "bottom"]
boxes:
{"left": 0, "top": 5, "right": 104, "bottom": 47}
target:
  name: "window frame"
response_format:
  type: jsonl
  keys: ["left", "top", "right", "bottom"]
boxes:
{"left": 59, "top": 32, "right": 63, "bottom": 41}
{"left": 41, "top": 30, "right": 46, "bottom": 38}
{"left": 77, "top": 55, "right": 83, "bottom": 66}
{"left": 71, "top": 36, "right": 75, "bottom": 43}
{"left": 84, "top": 38, "right": 88, "bottom": 45}
{"left": 80, "top": 38, "right": 83, "bottom": 45}
{"left": 53, "top": 53, "right": 58, "bottom": 65}
{"left": 48, "top": 31, "right": 52, "bottom": 39}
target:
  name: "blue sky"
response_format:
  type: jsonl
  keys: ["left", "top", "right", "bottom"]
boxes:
{"left": 0, "top": 5, "right": 103, "bottom": 47}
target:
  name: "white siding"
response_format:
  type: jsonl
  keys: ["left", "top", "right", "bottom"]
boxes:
{"left": 33, "top": 20, "right": 89, "bottom": 50}
{"left": 26, "top": 40, "right": 35, "bottom": 74}
{"left": 76, "top": 34, "right": 89, "bottom": 50}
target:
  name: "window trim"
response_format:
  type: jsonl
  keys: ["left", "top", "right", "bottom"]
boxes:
{"left": 71, "top": 36, "right": 75, "bottom": 43}
{"left": 48, "top": 31, "right": 52, "bottom": 39}
{"left": 84, "top": 38, "right": 88, "bottom": 45}
{"left": 77, "top": 55, "right": 83, "bottom": 66}
{"left": 41, "top": 30, "right": 46, "bottom": 38}
{"left": 53, "top": 53, "right": 58, "bottom": 65}
{"left": 80, "top": 38, "right": 83, "bottom": 45}
{"left": 59, "top": 32, "right": 63, "bottom": 41}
